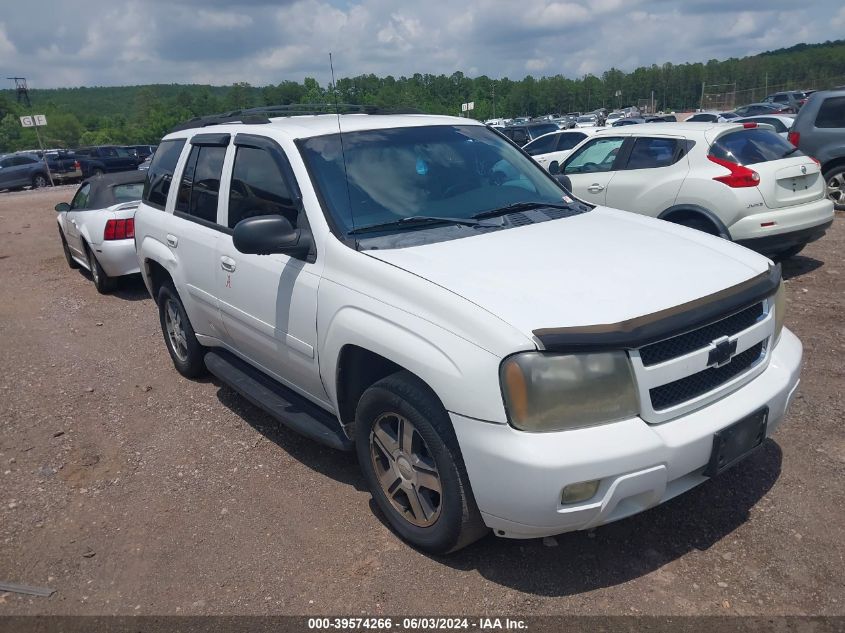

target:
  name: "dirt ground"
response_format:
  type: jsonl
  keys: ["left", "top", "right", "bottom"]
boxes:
{"left": 0, "top": 186, "right": 843, "bottom": 617}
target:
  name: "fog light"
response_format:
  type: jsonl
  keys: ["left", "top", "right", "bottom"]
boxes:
{"left": 561, "top": 480, "right": 600, "bottom": 504}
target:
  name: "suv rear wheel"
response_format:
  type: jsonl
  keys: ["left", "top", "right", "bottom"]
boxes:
{"left": 157, "top": 282, "right": 207, "bottom": 378}
{"left": 32, "top": 173, "right": 48, "bottom": 189}
{"left": 355, "top": 371, "right": 487, "bottom": 554}
{"left": 824, "top": 165, "right": 845, "bottom": 211}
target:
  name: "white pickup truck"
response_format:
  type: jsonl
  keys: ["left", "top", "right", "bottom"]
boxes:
{"left": 134, "top": 108, "right": 802, "bottom": 553}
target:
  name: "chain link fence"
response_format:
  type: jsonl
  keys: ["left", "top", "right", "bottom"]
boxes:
{"left": 700, "top": 75, "right": 845, "bottom": 111}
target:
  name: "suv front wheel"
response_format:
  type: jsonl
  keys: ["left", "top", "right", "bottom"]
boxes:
{"left": 355, "top": 371, "right": 487, "bottom": 554}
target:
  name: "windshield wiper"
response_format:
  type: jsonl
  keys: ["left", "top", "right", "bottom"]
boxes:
{"left": 471, "top": 201, "right": 572, "bottom": 220}
{"left": 782, "top": 146, "right": 800, "bottom": 158}
{"left": 347, "top": 215, "right": 495, "bottom": 235}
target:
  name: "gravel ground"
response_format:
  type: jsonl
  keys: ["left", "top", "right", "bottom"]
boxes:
{"left": 0, "top": 186, "right": 843, "bottom": 617}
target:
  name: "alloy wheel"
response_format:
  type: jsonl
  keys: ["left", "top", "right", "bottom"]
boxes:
{"left": 164, "top": 299, "right": 189, "bottom": 362}
{"left": 827, "top": 172, "right": 845, "bottom": 205}
{"left": 369, "top": 412, "right": 442, "bottom": 527}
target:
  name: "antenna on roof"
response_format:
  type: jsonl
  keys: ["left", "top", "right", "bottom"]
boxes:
{"left": 330, "top": 52, "right": 356, "bottom": 232}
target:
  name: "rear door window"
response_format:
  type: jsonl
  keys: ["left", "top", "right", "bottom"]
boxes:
{"left": 142, "top": 138, "right": 186, "bottom": 209}
{"left": 815, "top": 96, "right": 845, "bottom": 129}
{"left": 623, "top": 137, "right": 679, "bottom": 170}
{"left": 175, "top": 145, "right": 226, "bottom": 224}
{"left": 557, "top": 132, "right": 586, "bottom": 150}
{"left": 709, "top": 129, "right": 802, "bottom": 165}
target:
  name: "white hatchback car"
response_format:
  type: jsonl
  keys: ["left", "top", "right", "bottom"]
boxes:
{"left": 55, "top": 172, "right": 146, "bottom": 293}
{"left": 558, "top": 122, "right": 834, "bottom": 258}
{"left": 523, "top": 128, "right": 602, "bottom": 171}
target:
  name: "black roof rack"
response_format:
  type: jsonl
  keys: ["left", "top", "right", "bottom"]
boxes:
{"left": 169, "top": 104, "right": 424, "bottom": 133}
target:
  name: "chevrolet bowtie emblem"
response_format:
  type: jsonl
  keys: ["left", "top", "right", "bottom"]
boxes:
{"left": 707, "top": 337, "right": 737, "bottom": 368}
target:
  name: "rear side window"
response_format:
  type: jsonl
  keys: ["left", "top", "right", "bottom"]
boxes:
{"left": 815, "top": 97, "right": 845, "bottom": 129}
{"left": 772, "top": 94, "right": 788, "bottom": 103}
{"left": 511, "top": 128, "right": 528, "bottom": 145}
{"left": 113, "top": 183, "right": 144, "bottom": 203}
{"left": 624, "top": 138, "right": 679, "bottom": 170}
{"left": 558, "top": 132, "right": 586, "bottom": 150}
{"left": 142, "top": 139, "right": 186, "bottom": 209}
{"left": 709, "top": 129, "right": 802, "bottom": 165}
{"left": 227, "top": 147, "right": 298, "bottom": 229}
{"left": 175, "top": 145, "right": 226, "bottom": 224}
{"left": 687, "top": 113, "right": 716, "bottom": 122}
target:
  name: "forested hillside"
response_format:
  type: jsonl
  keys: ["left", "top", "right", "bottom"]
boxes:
{"left": 1, "top": 39, "right": 844, "bottom": 152}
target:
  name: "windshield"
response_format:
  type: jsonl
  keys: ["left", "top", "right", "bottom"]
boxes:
{"left": 299, "top": 125, "right": 571, "bottom": 235}
{"left": 577, "top": 116, "right": 596, "bottom": 123}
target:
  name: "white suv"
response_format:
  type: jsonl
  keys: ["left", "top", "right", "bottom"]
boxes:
{"left": 557, "top": 121, "right": 834, "bottom": 258}
{"left": 134, "top": 109, "right": 802, "bottom": 553}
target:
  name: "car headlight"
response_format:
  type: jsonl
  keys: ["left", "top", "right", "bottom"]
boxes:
{"left": 773, "top": 280, "right": 786, "bottom": 344}
{"left": 500, "top": 351, "right": 639, "bottom": 432}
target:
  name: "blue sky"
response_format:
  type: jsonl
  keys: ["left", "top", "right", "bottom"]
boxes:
{"left": 1, "top": 0, "right": 843, "bottom": 88}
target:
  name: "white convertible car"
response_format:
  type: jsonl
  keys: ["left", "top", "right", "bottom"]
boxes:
{"left": 55, "top": 171, "right": 145, "bottom": 293}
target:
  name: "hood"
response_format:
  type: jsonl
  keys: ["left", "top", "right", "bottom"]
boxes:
{"left": 367, "top": 207, "right": 769, "bottom": 340}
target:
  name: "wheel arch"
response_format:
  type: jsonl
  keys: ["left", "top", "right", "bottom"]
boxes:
{"left": 658, "top": 204, "right": 731, "bottom": 238}
{"left": 821, "top": 155, "right": 845, "bottom": 175}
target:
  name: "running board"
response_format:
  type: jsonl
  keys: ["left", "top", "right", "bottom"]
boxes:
{"left": 204, "top": 350, "right": 353, "bottom": 451}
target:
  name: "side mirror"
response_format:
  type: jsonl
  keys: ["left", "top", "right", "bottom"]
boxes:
{"left": 548, "top": 160, "right": 560, "bottom": 175}
{"left": 55, "top": 202, "right": 71, "bottom": 212}
{"left": 554, "top": 174, "right": 573, "bottom": 191}
{"left": 233, "top": 215, "right": 312, "bottom": 258}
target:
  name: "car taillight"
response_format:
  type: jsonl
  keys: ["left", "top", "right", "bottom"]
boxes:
{"left": 708, "top": 155, "right": 760, "bottom": 188}
{"left": 73, "top": 161, "right": 81, "bottom": 170}
{"left": 103, "top": 218, "right": 134, "bottom": 240}
{"left": 742, "top": 122, "right": 757, "bottom": 128}
{"left": 787, "top": 131, "right": 800, "bottom": 147}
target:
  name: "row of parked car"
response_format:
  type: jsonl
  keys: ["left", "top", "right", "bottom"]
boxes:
{"left": 47, "top": 95, "right": 836, "bottom": 553}
{"left": 0, "top": 144, "right": 157, "bottom": 192}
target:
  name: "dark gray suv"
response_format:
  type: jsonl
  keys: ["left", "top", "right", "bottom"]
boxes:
{"left": 0, "top": 153, "right": 50, "bottom": 191}
{"left": 788, "top": 88, "right": 845, "bottom": 210}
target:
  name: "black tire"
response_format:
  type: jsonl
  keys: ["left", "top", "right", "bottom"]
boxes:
{"left": 774, "top": 243, "right": 806, "bottom": 261}
{"left": 156, "top": 282, "right": 207, "bottom": 378}
{"left": 355, "top": 371, "right": 488, "bottom": 554}
{"left": 85, "top": 244, "right": 117, "bottom": 293}
{"left": 671, "top": 214, "right": 722, "bottom": 237}
{"left": 59, "top": 228, "right": 79, "bottom": 269}
{"left": 823, "top": 164, "right": 845, "bottom": 211}
{"left": 32, "top": 173, "right": 48, "bottom": 189}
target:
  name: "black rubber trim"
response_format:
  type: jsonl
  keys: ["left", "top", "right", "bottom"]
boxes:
{"left": 658, "top": 204, "right": 731, "bottom": 239}
{"left": 533, "top": 264, "right": 781, "bottom": 353}
{"left": 736, "top": 219, "right": 832, "bottom": 255}
{"left": 174, "top": 211, "right": 233, "bottom": 235}
{"left": 190, "top": 133, "right": 231, "bottom": 147}
{"left": 205, "top": 349, "right": 352, "bottom": 451}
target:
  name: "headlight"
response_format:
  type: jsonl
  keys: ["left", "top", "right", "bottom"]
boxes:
{"left": 500, "top": 351, "right": 639, "bottom": 432}
{"left": 773, "top": 281, "right": 786, "bottom": 344}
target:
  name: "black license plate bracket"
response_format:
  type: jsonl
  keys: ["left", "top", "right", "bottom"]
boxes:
{"left": 704, "top": 408, "right": 768, "bottom": 477}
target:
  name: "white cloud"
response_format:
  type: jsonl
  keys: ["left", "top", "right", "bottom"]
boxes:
{"left": 0, "top": 0, "right": 841, "bottom": 89}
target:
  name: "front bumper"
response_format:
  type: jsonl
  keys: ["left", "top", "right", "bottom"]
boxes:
{"left": 451, "top": 328, "right": 802, "bottom": 539}
{"left": 93, "top": 239, "right": 140, "bottom": 277}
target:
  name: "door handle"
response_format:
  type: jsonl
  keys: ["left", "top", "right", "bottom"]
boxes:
{"left": 220, "top": 257, "right": 236, "bottom": 273}
{"left": 587, "top": 183, "right": 605, "bottom": 193}
{"left": 166, "top": 234, "right": 178, "bottom": 248}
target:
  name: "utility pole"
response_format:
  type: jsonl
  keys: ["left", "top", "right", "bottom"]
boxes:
{"left": 699, "top": 81, "right": 705, "bottom": 111}
{"left": 491, "top": 84, "right": 496, "bottom": 119}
